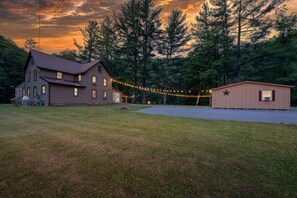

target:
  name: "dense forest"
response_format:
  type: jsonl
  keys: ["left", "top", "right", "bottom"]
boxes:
{"left": 0, "top": 0, "right": 296, "bottom": 105}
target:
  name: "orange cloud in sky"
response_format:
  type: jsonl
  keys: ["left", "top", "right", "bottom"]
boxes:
{"left": 1, "top": 0, "right": 297, "bottom": 54}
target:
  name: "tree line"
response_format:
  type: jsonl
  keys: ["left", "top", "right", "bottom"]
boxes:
{"left": 0, "top": 0, "right": 296, "bottom": 105}
{"left": 70, "top": 0, "right": 297, "bottom": 105}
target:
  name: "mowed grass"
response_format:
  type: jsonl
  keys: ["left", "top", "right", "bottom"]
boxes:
{"left": 0, "top": 105, "right": 297, "bottom": 197}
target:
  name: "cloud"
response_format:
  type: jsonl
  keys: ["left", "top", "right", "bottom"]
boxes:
{"left": 0, "top": 0, "right": 296, "bottom": 53}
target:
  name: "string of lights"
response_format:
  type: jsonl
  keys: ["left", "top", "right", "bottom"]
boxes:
{"left": 112, "top": 79, "right": 211, "bottom": 98}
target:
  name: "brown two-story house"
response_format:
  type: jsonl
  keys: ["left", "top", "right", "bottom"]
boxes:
{"left": 17, "top": 49, "right": 113, "bottom": 105}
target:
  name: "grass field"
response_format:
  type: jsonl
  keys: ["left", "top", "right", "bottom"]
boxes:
{"left": 0, "top": 105, "right": 296, "bottom": 197}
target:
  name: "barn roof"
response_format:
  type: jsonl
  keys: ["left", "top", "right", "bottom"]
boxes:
{"left": 211, "top": 81, "right": 294, "bottom": 91}
{"left": 24, "top": 49, "right": 112, "bottom": 76}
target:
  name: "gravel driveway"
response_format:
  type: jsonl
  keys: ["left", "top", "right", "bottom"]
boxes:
{"left": 138, "top": 106, "right": 297, "bottom": 125}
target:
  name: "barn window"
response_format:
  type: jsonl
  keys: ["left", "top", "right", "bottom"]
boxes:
{"left": 30, "top": 58, "right": 34, "bottom": 66}
{"left": 259, "top": 90, "right": 275, "bottom": 101}
{"left": 92, "top": 76, "right": 97, "bottom": 85}
{"left": 34, "top": 70, "right": 37, "bottom": 81}
{"left": 92, "top": 89, "right": 97, "bottom": 99}
{"left": 103, "top": 90, "right": 107, "bottom": 100}
{"left": 33, "top": 86, "right": 37, "bottom": 98}
{"left": 113, "top": 92, "right": 120, "bottom": 103}
{"left": 27, "top": 71, "right": 31, "bottom": 82}
{"left": 73, "top": 88, "right": 79, "bottom": 97}
{"left": 103, "top": 78, "right": 107, "bottom": 87}
{"left": 41, "top": 85, "right": 46, "bottom": 94}
{"left": 57, "top": 72, "right": 63, "bottom": 80}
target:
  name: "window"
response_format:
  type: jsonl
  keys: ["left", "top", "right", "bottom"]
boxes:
{"left": 30, "top": 58, "right": 34, "bottom": 66}
{"left": 98, "top": 65, "right": 102, "bottom": 73}
{"left": 92, "top": 89, "right": 97, "bottom": 99}
{"left": 33, "top": 86, "right": 37, "bottom": 98}
{"left": 27, "top": 71, "right": 31, "bottom": 82}
{"left": 113, "top": 92, "right": 120, "bottom": 103}
{"left": 73, "top": 88, "right": 79, "bottom": 97}
{"left": 103, "top": 90, "right": 107, "bottom": 100}
{"left": 27, "top": 87, "right": 30, "bottom": 97}
{"left": 103, "top": 78, "right": 107, "bottom": 87}
{"left": 34, "top": 69, "right": 37, "bottom": 81}
{"left": 78, "top": 75, "right": 82, "bottom": 82}
{"left": 259, "top": 90, "right": 275, "bottom": 101}
{"left": 22, "top": 88, "right": 25, "bottom": 97}
{"left": 41, "top": 85, "right": 46, "bottom": 95}
{"left": 92, "top": 75, "right": 97, "bottom": 85}
{"left": 57, "top": 72, "right": 63, "bottom": 80}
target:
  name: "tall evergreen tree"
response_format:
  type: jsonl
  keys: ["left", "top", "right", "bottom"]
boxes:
{"left": 189, "top": 2, "right": 220, "bottom": 92}
{"left": 0, "top": 35, "right": 27, "bottom": 103}
{"left": 158, "top": 10, "right": 191, "bottom": 104}
{"left": 74, "top": 20, "right": 99, "bottom": 63}
{"left": 97, "top": 17, "right": 117, "bottom": 63}
{"left": 210, "top": 0, "right": 234, "bottom": 84}
{"left": 114, "top": 0, "right": 142, "bottom": 103}
{"left": 231, "top": 0, "right": 284, "bottom": 82}
{"left": 139, "top": 0, "right": 162, "bottom": 104}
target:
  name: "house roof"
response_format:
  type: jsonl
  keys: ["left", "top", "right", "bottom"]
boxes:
{"left": 211, "top": 81, "right": 294, "bottom": 91}
{"left": 40, "top": 77, "right": 86, "bottom": 87}
{"left": 112, "top": 87, "right": 123, "bottom": 93}
{"left": 24, "top": 49, "right": 112, "bottom": 76}
{"left": 112, "top": 88, "right": 128, "bottom": 97}
{"left": 16, "top": 82, "right": 25, "bottom": 89}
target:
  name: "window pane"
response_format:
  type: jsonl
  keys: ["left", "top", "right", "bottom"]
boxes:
{"left": 103, "top": 90, "right": 107, "bottom": 99}
{"left": 33, "top": 87, "right": 37, "bottom": 98}
{"left": 27, "top": 72, "right": 31, "bottom": 82}
{"left": 103, "top": 78, "right": 107, "bottom": 87}
{"left": 92, "top": 76, "right": 97, "bottom": 84}
{"left": 57, "top": 72, "right": 63, "bottom": 79}
{"left": 92, "top": 90, "right": 97, "bottom": 99}
{"left": 78, "top": 75, "right": 82, "bottom": 82}
{"left": 41, "top": 85, "right": 46, "bottom": 94}
{"left": 262, "top": 91, "right": 272, "bottom": 101}
{"left": 74, "top": 88, "right": 78, "bottom": 96}
{"left": 34, "top": 70, "right": 37, "bottom": 81}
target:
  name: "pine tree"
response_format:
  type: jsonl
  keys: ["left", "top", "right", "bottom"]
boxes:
{"left": 114, "top": 0, "right": 142, "bottom": 103}
{"left": 158, "top": 10, "right": 191, "bottom": 104}
{"left": 210, "top": 0, "right": 234, "bottom": 84}
{"left": 139, "top": 0, "right": 162, "bottom": 104}
{"left": 189, "top": 2, "right": 220, "bottom": 92}
{"left": 74, "top": 20, "right": 99, "bottom": 63}
{"left": 231, "top": 0, "right": 284, "bottom": 82}
{"left": 97, "top": 17, "right": 117, "bottom": 63}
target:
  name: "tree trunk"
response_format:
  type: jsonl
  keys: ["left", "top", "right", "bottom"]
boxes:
{"left": 163, "top": 52, "right": 171, "bottom": 105}
{"left": 132, "top": 48, "right": 138, "bottom": 104}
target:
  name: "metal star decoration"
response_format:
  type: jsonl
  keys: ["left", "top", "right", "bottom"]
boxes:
{"left": 223, "top": 89, "right": 230, "bottom": 96}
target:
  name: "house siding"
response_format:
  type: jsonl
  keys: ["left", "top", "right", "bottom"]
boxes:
{"left": 211, "top": 83, "right": 291, "bottom": 110}
{"left": 49, "top": 64, "right": 113, "bottom": 105}
{"left": 19, "top": 50, "right": 113, "bottom": 106}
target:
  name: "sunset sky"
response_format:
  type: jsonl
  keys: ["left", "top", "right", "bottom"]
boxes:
{"left": 1, "top": 0, "right": 296, "bottom": 53}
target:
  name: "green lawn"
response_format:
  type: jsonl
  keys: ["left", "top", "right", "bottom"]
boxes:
{"left": 0, "top": 105, "right": 296, "bottom": 197}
